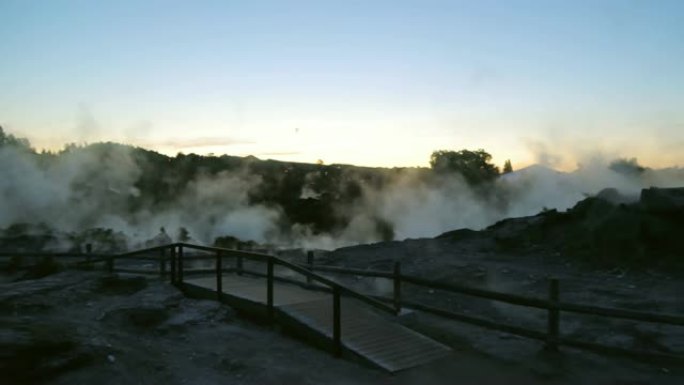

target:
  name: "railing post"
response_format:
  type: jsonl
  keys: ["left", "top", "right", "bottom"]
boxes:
{"left": 178, "top": 245, "right": 184, "bottom": 284}
{"left": 160, "top": 248, "right": 167, "bottom": 280}
{"left": 236, "top": 245, "right": 243, "bottom": 276}
{"left": 267, "top": 258, "right": 274, "bottom": 323}
{"left": 170, "top": 246, "right": 177, "bottom": 285}
{"left": 333, "top": 286, "right": 341, "bottom": 357}
{"left": 306, "top": 250, "right": 314, "bottom": 286}
{"left": 393, "top": 261, "right": 402, "bottom": 314}
{"left": 106, "top": 256, "right": 114, "bottom": 273}
{"left": 546, "top": 278, "right": 560, "bottom": 351}
{"left": 216, "top": 250, "right": 223, "bottom": 300}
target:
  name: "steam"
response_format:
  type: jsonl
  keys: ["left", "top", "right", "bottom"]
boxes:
{"left": 1, "top": 134, "right": 683, "bottom": 252}
{"left": 0, "top": 144, "right": 140, "bottom": 231}
{"left": 298, "top": 154, "right": 684, "bottom": 248}
{"left": 363, "top": 171, "right": 496, "bottom": 239}
{"left": 0, "top": 144, "right": 280, "bottom": 247}
{"left": 141, "top": 170, "right": 280, "bottom": 243}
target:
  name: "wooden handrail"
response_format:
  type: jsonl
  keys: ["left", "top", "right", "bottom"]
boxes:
{"left": 557, "top": 301, "right": 684, "bottom": 326}
{"left": 296, "top": 263, "right": 394, "bottom": 279}
{"left": 0, "top": 252, "right": 104, "bottom": 257}
{"left": 72, "top": 255, "right": 114, "bottom": 265}
{"left": 8, "top": 244, "right": 683, "bottom": 328}
{"left": 118, "top": 244, "right": 175, "bottom": 257}
{"left": 272, "top": 256, "right": 396, "bottom": 315}
{"left": 66, "top": 244, "right": 177, "bottom": 266}
{"left": 402, "top": 274, "right": 684, "bottom": 326}
{"left": 394, "top": 274, "right": 551, "bottom": 309}
{"left": 236, "top": 267, "right": 329, "bottom": 291}
{"left": 394, "top": 298, "right": 683, "bottom": 363}
{"left": 296, "top": 262, "right": 684, "bottom": 327}
{"left": 178, "top": 243, "right": 268, "bottom": 261}
{"left": 176, "top": 242, "right": 396, "bottom": 315}
{"left": 402, "top": 299, "right": 548, "bottom": 341}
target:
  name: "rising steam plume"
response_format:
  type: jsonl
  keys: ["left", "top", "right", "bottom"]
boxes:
{"left": 1, "top": 129, "right": 683, "bottom": 251}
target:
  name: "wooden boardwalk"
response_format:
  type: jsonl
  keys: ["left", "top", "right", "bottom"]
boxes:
{"left": 183, "top": 275, "right": 451, "bottom": 372}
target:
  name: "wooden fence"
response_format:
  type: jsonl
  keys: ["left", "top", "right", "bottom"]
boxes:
{"left": 0, "top": 243, "right": 396, "bottom": 357}
{"left": 297, "top": 252, "right": 684, "bottom": 363}
{"left": 2, "top": 244, "right": 682, "bottom": 362}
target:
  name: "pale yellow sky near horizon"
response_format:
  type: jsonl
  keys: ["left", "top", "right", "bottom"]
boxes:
{"left": 2, "top": 2, "right": 683, "bottom": 172}
{"left": 8, "top": 114, "right": 683, "bottom": 172}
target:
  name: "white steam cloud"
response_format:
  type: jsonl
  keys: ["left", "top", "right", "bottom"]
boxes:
{"left": 1, "top": 139, "right": 683, "bottom": 251}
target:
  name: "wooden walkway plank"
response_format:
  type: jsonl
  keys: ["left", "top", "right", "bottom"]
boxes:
{"left": 184, "top": 275, "right": 451, "bottom": 372}
{"left": 187, "top": 276, "right": 328, "bottom": 306}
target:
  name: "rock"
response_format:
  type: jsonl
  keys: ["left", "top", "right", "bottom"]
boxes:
{"left": 435, "top": 228, "right": 480, "bottom": 240}
{"left": 640, "top": 187, "right": 684, "bottom": 213}
{"left": 107, "top": 354, "right": 116, "bottom": 363}
{"left": 102, "top": 307, "right": 169, "bottom": 330}
{"left": 596, "top": 188, "right": 638, "bottom": 205}
{"left": 96, "top": 275, "right": 148, "bottom": 296}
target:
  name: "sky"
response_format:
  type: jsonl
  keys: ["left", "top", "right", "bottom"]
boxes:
{"left": 1, "top": 0, "right": 683, "bottom": 170}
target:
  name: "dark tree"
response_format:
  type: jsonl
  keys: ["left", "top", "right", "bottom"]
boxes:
{"left": 503, "top": 159, "right": 513, "bottom": 174}
{"left": 429, "top": 149, "right": 500, "bottom": 184}
{"left": 609, "top": 158, "right": 646, "bottom": 177}
{"left": 0, "top": 126, "right": 32, "bottom": 150}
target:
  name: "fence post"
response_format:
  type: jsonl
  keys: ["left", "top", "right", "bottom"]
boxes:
{"left": 333, "top": 286, "right": 342, "bottom": 357}
{"left": 85, "top": 243, "right": 92, "bottom": 263}
{"left": 178, "top": 245, "right": 184, "bottom": 284}
{"left": 236, "top": 245, "right": 243, "bottom": 276}
{"left": 170, "top": 246, "right": 177, "bottom": 285}
{"left": 393, "top": 262, "right": 402, "bottom": 314}
{"left": 546, "top": 278, "right": 560, "bottom": 351}
{"left": 106, "top": 255, "right": 114, "bottom": 273}
{"left": 160, "top": 248, "right": 167, "bottom": 280}
{"left": 306, "top": 250, "right": 314, "bottom": 286}
{"left": 216, "top": 251, "right": 223, "bottom": 300}
{"left": 267, "top": 258, "right": 274, "bottom": 323}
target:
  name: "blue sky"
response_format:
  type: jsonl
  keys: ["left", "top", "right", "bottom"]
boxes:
{"left": 1, "top": 0, "right": 683, "bottom": 168}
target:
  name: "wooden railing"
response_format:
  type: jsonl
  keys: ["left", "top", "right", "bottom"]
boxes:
{"left": 3, "top": 245, "right": 682, "bottom": 362}
{"left": 165, "top": 243, "right": 398, "bottom": 356}
{"left": 1, "top": 243, "right": 396, "bottom": 356}
{"left": 296, "top": 258, "right": 684, "bottom": 362}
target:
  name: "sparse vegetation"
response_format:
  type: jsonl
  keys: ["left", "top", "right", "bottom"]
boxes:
{"left": 485, "top": 190, "right": 684, "bottom": 268}
{"left": 429, "top": 149, "right": 500, "bottom": 185}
